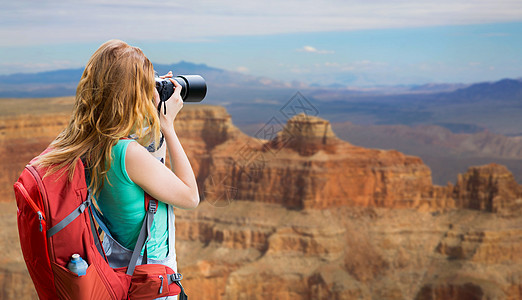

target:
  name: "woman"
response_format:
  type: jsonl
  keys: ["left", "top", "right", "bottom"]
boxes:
{"left": 35, "top": 39, "right": 199, "bottom": 297}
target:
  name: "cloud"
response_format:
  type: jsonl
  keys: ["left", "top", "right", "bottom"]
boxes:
{"left": 1, "top": 0, "right": 522, "bottom": 46}
{"left": 297, "top": 46, "right": 334, "bottom": 54}
{"left": 236, "top": 66, "right": 249, "bottom": 73}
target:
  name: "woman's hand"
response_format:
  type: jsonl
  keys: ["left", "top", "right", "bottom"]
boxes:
{"left": 153, "top": 71, "right": 183, "bottom": 135}
{"left": 159, "top": 71, "right": 173, "bottom": 80}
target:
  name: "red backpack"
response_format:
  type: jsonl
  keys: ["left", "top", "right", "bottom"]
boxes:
{"left": 13, "top": 148, "right": 187, "bottom": 300}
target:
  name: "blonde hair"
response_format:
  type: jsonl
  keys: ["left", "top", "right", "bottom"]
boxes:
{"left": 35, "top": 39, "right": 161, "bottom": 196}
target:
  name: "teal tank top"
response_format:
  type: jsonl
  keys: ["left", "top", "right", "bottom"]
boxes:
{"left": 94, "top": 139, "right": 168, "bottom": 260}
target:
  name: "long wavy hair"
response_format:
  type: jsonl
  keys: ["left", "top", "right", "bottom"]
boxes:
{"left": 35, "top": 39, "right": 160, "bottom": 196}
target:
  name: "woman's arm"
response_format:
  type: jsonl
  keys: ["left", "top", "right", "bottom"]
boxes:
{"left": 126, "top": 77, "right": 199, "bottom": 209}
{"left": 125, "top": 140, "right": 199, "bottom": 209}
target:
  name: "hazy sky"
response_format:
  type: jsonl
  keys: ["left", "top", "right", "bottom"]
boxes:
{"left": 1, "top": 0, "right": 522, "bottom": 86}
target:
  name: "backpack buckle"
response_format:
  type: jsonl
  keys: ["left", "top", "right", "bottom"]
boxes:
{"left": 148, "top": 199, "right": 157, "bottom": 214}
{"left": 169, "top": 273, "right": 183, "bottom": 284}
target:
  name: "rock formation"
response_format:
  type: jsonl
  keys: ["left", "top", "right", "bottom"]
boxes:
{"left": 202, "top": 112, "right": 435, "bottom": 209}
{"left": 0, "top": 101, "right": 521, "bottom": 299}
{"left": 453, "top": 163, "right": 522, "bottom": 214}
{"left": 268, "top": 113, "right": 340, "bottom": 156}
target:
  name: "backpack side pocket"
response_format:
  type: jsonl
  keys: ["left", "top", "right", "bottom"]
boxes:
{"left": 51, "top": 261, "right": 113, "bottom": 300}
{"left": 128, "top": 264, "right": 181, "bottom": 300}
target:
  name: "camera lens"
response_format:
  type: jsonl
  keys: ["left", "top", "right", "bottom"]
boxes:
{"left": 173, "top": 75, "right": 207, "bottom": 103}
{"left": 155, "top": 75, "right": 207, "bottom": 103}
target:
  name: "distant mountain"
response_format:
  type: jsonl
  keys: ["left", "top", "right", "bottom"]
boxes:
{"left": 408, "top": 82, "right": 469, "bottom": 93}
{"left": 0, "top": 61, "right": 290, "bottom": 99}
{"left": 443, "top": 78, "right": 522, "bottom": 103}
{"left": 3, "top": 63, "right": 521, "bottom": 100}
{"left": 1, "top": 64, "right": 521, "bottom": 137}
{"left": 0, "top": 61, "right": 224, "bottom": 88}
{"left": 0, "top": 68, "right": 83, "bottom": 98}
{"left": 0, "top": 68, "right": 85, "bottom": 85}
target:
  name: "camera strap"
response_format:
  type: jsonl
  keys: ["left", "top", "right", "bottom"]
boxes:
{"left": 158, "top": 99, "right": 167, "bottom": 116}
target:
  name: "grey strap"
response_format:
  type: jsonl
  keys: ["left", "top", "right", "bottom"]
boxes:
{"left": 88, "top": 207, "right": 108, "bottom": 262}
{"left": 47, "top": 195, "right": 91, "bottom": 238}
{"left": 176, "top": 281, "right": 188, "bottom": 300}
{"left": 126, "top": 200, "right": 157, "bottom": 275}
{"left": 92, "top": 207, "right": 112, "bottom": 239}
{"left": 168, "top": 273, "right": 188, "bottom": 300}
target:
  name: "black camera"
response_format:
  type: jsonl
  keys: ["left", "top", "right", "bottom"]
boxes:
{"left": 155, "top": 75, "right": 207, "bottom": 103}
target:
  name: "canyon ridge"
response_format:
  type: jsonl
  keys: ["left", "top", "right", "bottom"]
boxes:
{"left": 0, "top": 97, "right": 521, "bottom": 299}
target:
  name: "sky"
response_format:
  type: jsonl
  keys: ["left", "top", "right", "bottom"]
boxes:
{"left": 1, "top": 0, "right": 522, "bottom": 86}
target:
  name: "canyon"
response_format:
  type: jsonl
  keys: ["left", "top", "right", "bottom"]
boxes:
{"left": 328, "top": 121, "right": 522, "bottom": 186}
{"left": 0, "top": 97, "right": 521, "bottom": 299}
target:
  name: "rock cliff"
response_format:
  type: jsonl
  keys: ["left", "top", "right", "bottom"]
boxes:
{"left": 0, "top": 113, "right": 71, "bottom": 201}
{"left": 174, "top": 203, "right": 522, "bottom": 299}
{"left": 453, "top": 163, "right": 522, "bottom": 214}
{"left": 201, "top": 112, "right": 435, "bottom": 209}
{"left": 1, "top": 101, "right": 521, "bottom": 299}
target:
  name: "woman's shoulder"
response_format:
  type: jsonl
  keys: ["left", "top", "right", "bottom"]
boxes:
{"left": 114, "top": 138, "right": 138, "bottom": 155}
{"left": 124, "top": 139, "right": 154, "bottom": 170}
{"left": 116, "top": 138, "right": 136, "bottom": 147}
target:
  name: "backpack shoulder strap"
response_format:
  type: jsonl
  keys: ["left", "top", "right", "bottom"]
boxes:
{"left": 126, "top": 195, "right": 158, "bottom": 276}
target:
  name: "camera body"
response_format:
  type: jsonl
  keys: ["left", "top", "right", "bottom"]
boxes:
{"left": 155, "top": 75, "right": 207, "bottom": 103}
{"left": 150, "top": 74, "right": 206, "bottom": 153}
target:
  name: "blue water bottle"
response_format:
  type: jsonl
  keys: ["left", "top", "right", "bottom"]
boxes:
{"left": 68, "top": 253, "right": 88, "bottom": 276}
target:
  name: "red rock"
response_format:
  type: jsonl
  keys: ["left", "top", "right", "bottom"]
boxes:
{"left": 1, "top": 103, "right": 522, "bottom": 299}
{"left": 453, "top": 163, "right": 522, "bottom": 213}
{"left": 203, "top": 113, "right": 435, "bottom": 209}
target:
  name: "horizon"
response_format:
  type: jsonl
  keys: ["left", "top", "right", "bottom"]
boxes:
{"left": 1, "top": 59, "right": 522, "bottom": 91}
{"left": 1, "top": 1, "right": 522, "bottom": 87}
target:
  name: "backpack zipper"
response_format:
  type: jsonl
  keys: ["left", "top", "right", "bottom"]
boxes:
{"left": 25, "top": 164, "right": 59, "bottom": 264}
{"left": 158, "top": 275, "right": 164, "bottom": 294}
{"left": 37, "top": 211, "right": 45, "bottom": 232}
{"left": 14, "top": 181, "right": 46, "bottom": 232}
